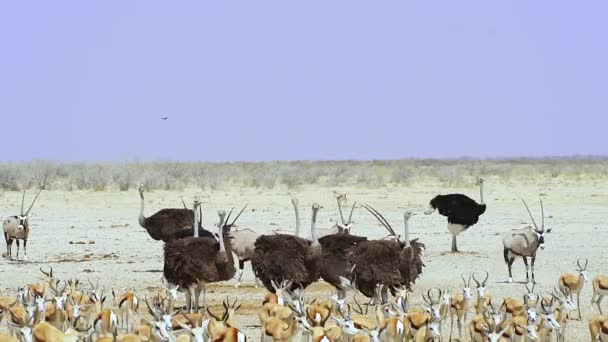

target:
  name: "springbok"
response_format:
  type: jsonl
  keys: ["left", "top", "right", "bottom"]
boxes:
{"left": 449, "top": 274, "right": 473, "bottom": 341}
{"left": 592, "top": 274, "right": 608, "bottom": 314}
{"left": 558, "top": 258, "right": 589, "bottom": 320}
{"left": 502, "top": 197, "right": 552, "bottom": 284}
{"left": 3, "top": 189, "right": 42, "bottom": 261}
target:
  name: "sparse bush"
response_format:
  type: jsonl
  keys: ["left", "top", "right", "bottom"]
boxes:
{"left": 0, "top": 157, "right": 606, "bottom": 191}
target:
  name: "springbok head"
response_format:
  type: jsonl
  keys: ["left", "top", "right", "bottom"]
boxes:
{"left": 472, "top": 271, "right": 490, "bottom": 298}
{"left": 576, "top": 258, "right": 590, "bottom": 283}
{"left": 521, "top": 197, "right": 552, "bottom": 250}
{"left": 270, "top": 279, "right": 293, "bottom": 306}
{"left": 422, "top": 288, "right": 442, "bottom": 321}
{"left": 177, "top": 314, "right": 210, "bottom": 342}
{"left": 551, "top": 286, "right": 576, "bottom": 311}
{"left": 540, "top": 298, "right": 561, "bottom": 330}
{"left": 332, "top": 304, "right": 360, "bottom": 336}
{"left": 524, "top": 283, "right": 539, "bottom": 306}
{"left": 461, "top": 273, "right": 473, "bottom": 300}
{"left": 523, "top": 292, "right": 539, "bottom": 323}
{"left": 15, "top": 189, "right": 42, "bottom": 231}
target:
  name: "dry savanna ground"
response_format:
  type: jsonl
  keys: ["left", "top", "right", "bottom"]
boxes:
{"left": 1, "top": 177, "right": 606, "bottom": 340}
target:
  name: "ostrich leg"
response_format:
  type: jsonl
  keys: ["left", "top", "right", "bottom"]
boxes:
{"left": 451, "top": 234, "right": 458, "bottom": 252}
{"left": 185, "top": 288, "right": 192, "bottom": 313}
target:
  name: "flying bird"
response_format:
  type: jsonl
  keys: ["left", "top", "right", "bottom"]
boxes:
{"left": 161, "top": 115, "right": 169, "bottom": 120}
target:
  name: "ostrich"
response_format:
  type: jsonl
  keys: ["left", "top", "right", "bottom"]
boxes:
{"left": 348, "top": 204, "right": 425, "bottom": 303}
{"left": 318, "top": 199, "right": 367, "bottom": 299}
{"left": 3, "top": 189, "right": 42, "bottom": 261}
{"left": 252, "top": 203, "right": 323, "bottom": 292}
{"left": 138, "top": 184, "right": 214, "bottom": 242}
{"left": 424, "top": 177, "right": 486, "bottom": 252}
{"left": 163, "top": 200, "right": 236, "bottom": 312}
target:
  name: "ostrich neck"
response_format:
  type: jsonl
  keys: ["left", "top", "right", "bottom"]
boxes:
{"left": 217, "top": 215, "right": 226, "bottom": 254}
{"left": 311, "top": 211, "right": 319, "bottom": 246}
{"left": 479, "top": 182, "right": 484, "bottom": 204}
{"left": 138, "top": 193, "right": 147, "bottom": 228}
{"left": 403, "top": 217, "right": 410, "bottom": 248}
{"left": 193, "top": 204, "right": 199, "bottom": 237}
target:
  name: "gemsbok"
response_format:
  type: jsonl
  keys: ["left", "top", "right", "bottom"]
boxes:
{"left": 502, "top": 197, "right": 552, "bottom": 284}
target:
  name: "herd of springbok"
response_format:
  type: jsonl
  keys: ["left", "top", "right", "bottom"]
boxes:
{"left": 2, "top": 179, "right": 608, "bottom": 341}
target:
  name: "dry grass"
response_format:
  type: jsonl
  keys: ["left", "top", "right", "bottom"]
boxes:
{"left": 0, "top": 157, "right": 606, "bottom": 191}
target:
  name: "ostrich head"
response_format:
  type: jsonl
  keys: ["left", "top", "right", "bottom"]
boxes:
{"left": 138, "top": 183, "right": 145, "bottom": 198}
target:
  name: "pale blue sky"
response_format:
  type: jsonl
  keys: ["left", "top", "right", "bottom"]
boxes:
{"left": 1, "top": 1, "right": 606, "bottom": 162}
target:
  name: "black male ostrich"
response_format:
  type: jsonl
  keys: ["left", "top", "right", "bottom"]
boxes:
{"left": 138, "top": 184, "right": 214, "bottom": 242}
{"left": 424, "top": 177, "right": 486, "bottom": 252}
{"left": 348, "top": 204, "right": 425, "bottom": 303}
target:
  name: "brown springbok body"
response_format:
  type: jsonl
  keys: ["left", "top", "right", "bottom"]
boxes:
{"left": 593, "top": 276, "right": 608, "bottom": 315}
{"left": 558, "top": 258, "right": 589, "bottom": 320}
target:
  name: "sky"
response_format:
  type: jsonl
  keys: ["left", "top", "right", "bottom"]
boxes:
{"left": 1, "top": 1, "right": 606, "bottom": 162}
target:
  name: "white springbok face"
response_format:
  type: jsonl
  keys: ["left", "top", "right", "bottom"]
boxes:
{"left": 427, "top": 322, "right": 440, "bottom": 338}
{"left": 333, "top": 317, "right": 359, "bottom": 335}
{"left": 34, "top": 296, "right": 45, "bottom": 312}
{"left": 527, "top": 307, "right": 538, "bottom": 323}
{"left": 579, "top": 270, "right": 590, "bottom": 282}
{"left": 14, "top": 326, "right": 33, "bottom": 342}
{"left": 425, "top": 305, "right": 441, "bottom": 322}
{"left": 162, "top": 314, "right": 172, "bottom": 330}
{"left": 167, "top": 285, "right": 179, "bottom": 300}
{"left": 486, "top": 326, "right": 509, "bottom": 342}
{"left": 476, "top": 285, "right": 487, "bottom": 299}
{"left": 54, "top": 294, "right": 68, "bottom": 310}
{"left": 524, "top": 292, "right": 539, "bottom": 305}
{"left": 525, "top": 323, "right": 539, "bottom": 341}
{"left": 442, "top": 291, "right": 451, "bottom": 306}
{"left": 542, "top": 310, "right": 561, "bottom": 330}
{"left": 152, "top": 321, "right": 173, "bottom": 342}
{"left": 463, "top": 287, "right": 472, "bottom": 300}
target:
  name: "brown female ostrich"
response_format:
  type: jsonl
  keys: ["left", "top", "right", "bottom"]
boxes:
{"left": 318, "top": 202, "right": 367, "bottom": 299}
{"left": 252, "top": 203, "right": 323, "bottom": 292}
{"left": 138, "top": 184, "right": 214, "bottom": 241}
{"left": 163, "top": 200, "right": 236, "bottom": 312}
{"left": 347, "top": 204, "right": 425, "bottom": 303}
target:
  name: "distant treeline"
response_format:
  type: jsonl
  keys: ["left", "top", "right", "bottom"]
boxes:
{"left": 0, "top": 158, "right": 606, "bottom": 191}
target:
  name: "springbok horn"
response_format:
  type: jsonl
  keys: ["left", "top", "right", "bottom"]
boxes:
{"left": 180, "top": 196, "right": 187, "bottom": 209}
{"left": 206, "top": 307, "right": 222, "bottom": 322}
{"left": 461, "top": 273, "right": 468, "bottom": 286}
{"left": 24, "top": 189, "right": 42, "bottom": 216}
{"left": 482, "top": 271, "right": 489, "bottom": 286}
{"left": 472, "top": 272, "right": 481, "bottom": 287}
{"left": 520, "top": 198, "right": 540, "bottom": 232}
